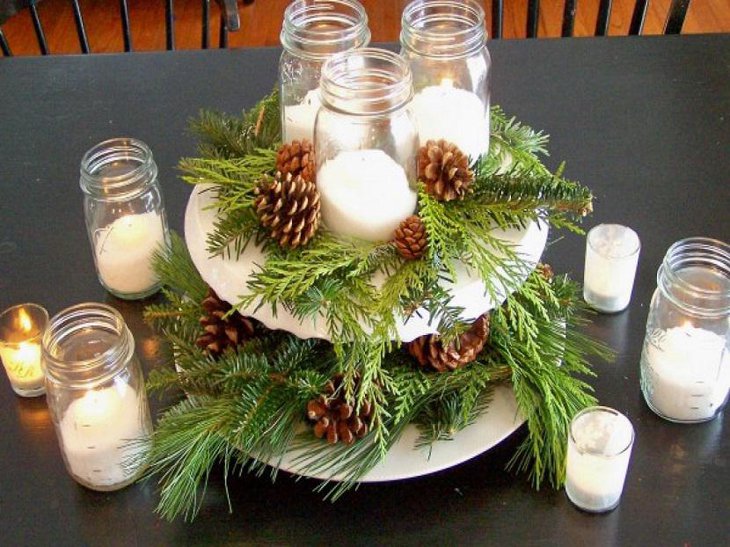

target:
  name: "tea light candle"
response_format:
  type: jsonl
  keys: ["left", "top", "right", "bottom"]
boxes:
{"left": 95, "top": 211, "right": 165, "bottom": 296}
{"left": 642, "top": 325, "right": 730, "bottom": 422}
{"left": 317, "top": 149, "right": 417, "bottom": 241}
{"left": 410, "top": 81, "right": 489, "bottom": 161}
{"left": 284, "top": 88, "right": 322, "bottom": 144}
{"left": 583, "top": 224, "right": 640, "bottom": 313}
{"left": 0, "top": 303, "right": 48, "bottom": 397}
{"left": 566, "top": 406, "right": 634, "bottom": 513}
{"left": 59, "top": 384, "right": 149, "bottom": 488}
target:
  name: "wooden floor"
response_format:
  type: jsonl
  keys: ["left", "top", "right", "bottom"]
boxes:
{"left": 2, "top": 0, "right": 729, "bottom": 56}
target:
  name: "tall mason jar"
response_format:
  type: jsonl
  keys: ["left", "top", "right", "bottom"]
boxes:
{"left": 315, "top": 47, "right": 418, "bottom": 242}
{"left": 279, "top": 0, "right": 370, "bottom": 144}
{"left": 80, "top": 138, "right": 170, "bottom": 300}
{"left": 42, "top": 303, "right": 152, "bottom": 491}
{"left": 400, "top": 0, "right": 491, "bottom": 162}
{"left": 640, "top": 238, "right": 730, "bottom": 423}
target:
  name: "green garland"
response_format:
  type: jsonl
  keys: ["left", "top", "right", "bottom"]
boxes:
{"left": 141, "top": 90, "right": 609, "bottom": 521}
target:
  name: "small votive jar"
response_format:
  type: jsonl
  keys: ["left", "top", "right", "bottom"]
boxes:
{"left": 279, "top": 0, "right": 370, "bottom": 143}
{"left": 565, "top": 406, "right": 634, "bottom": 513}
{"left": 400, "top": 0, "right": 492, "bottom": 161}
{"left": 80, "top": 138, "right": 170, "bottom": 300}
{"left": 640, "top": 237, "right": 730, "bottom": 423}
{"left": 42, "top": 303, "right": 152, "bottom": 491}
{"left": 0, "top": 303, "right": 49, "bottom": 397}
{"left": 583, "top": 224, "right": 641, "bottom": 313}
{"left": 315, "top": 48, "right": 418, "bottom": 242}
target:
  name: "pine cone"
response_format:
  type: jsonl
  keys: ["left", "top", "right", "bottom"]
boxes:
{"left": 536, "top": 262, "right": 554, "bottom": 282}
{"left": 306, "top": 374, "right": 373, "bottom": 445}
{"left": 418, "top": 139, "right": 474, "bottom": 202}
{"left": 254, "top": 171, "right": 321, "bottom": 249}
{"left": 276, "top": 139, "right": 316, "bottom": 183}
{"left": 394, "top": 215, "right": 428, "bottom": 260}
{"left": 196, "top": 288, "right": 256, "bottom": 357}
{"left": 406, "top": 314, "right": 490, "bottom": 372}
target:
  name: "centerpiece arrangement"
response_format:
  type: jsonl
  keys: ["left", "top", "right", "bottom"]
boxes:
{"left": 140, "top": 0, "right": 608, "bottom": 521}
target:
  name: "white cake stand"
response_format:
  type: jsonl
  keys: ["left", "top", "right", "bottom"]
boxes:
{"left": 184, "top": 185, "right": 548, "bottom": 481}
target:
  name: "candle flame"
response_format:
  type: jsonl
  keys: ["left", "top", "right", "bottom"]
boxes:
{"left": 440, "top": 77, "right": 454, "bottom": 88}
{"left": 18, "top": 308, "right": 32, "bottom": 333}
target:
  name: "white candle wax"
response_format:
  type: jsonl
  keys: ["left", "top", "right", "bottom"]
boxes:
{"left": 410, "top": 84, "right": 489, "bottom": 161}
{"left": 583, "top": 224, "right": 640, "bottom": 313}
{"left": 566, "top": 408, "right": 634, "bottom": 513}
{"left": 95, "top": 211, "right": 165, "bottom": 295}
{"left": 59, "top": 384, "right": 150, "bottom": 489}
{"left": 283, "top": 88, "right": 321, "bottom": 144}
{"left": 0, "top": 341, "right": 44, "bottom": 391}
{"left": 317, "top": 150, "right": 417, "bottom": 241}
{"left": 642, "top": 325, "right": 730, "bottom": 422}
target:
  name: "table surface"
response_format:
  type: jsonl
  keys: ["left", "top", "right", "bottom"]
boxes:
{"left": 1, "top": 34, "right": 729, "bottom": 546}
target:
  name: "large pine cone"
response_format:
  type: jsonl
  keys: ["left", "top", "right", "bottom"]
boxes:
{"left": 418, "top": 139, "right": 474, "bottom": 202}
{"left": 276, "top": 139, "right": 316, "bottom": 183}
{"left": 394, "top": 215, "right": 428, "bottom": 260}
{"left": 254, "top": 171, "right": 321, "bottom": 249}
{"left": 196, "top": 288, "right": 256, "bottom": 357}
{"left": 306, "top": 374, "right": 373, "bottom": 445}
{"left": 406, "top": 314, "right": 490, "bottom": 372}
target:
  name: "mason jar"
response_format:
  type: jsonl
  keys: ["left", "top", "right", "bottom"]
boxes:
{"left": 640, "top": 237, "right": 730, "bottom": 423}
{"left": 400, "top": 0, "right": 491, "bottom": 162}
{"left": 315, "top": 47, "right": 418, "bottom": 242}
{"left": 279, "top": 0, "right": 371, "bottom": 144}
{"left": 80, "top": 138, "right": 170, "bottom": 300}
{"left": 42, "top": 303, "right": 152, "bottom": 491}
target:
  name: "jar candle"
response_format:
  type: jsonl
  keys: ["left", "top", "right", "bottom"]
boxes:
{"left": 42, "top": 303, "right": 152, "bottom": 491}
{"left": 279, "top": 0, "right": 370, "bottom": 144}
{"left": 565, "top": 406, "right": 634, "bottom": 513}
{"left": 315, "top": 48, "right": 418, "bottom": 241}
{"left": 400, "top": 0, "right": 491, "bottom": 161}
{"left": 640, "top": 237, "right": 730, "bottom": 423}
{"left": 0, "top": 303, "right": 49, "bottom": 397}
{"left": 80, "top": 138, "right": 170, "bottom": 300}
{"left": 583, "top": 224, "right": 641, "bottom": 313}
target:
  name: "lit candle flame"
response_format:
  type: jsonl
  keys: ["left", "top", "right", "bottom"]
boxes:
{"left": 440, "top": 77, "right": 454, "bottom": 88}
{"left": 18, "top": 308, "right": 32, "bottom": 333}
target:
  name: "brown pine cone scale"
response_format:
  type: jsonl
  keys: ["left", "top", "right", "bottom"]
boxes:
{"left": 407, "top": 314, "right": 490, "bottom": 372}
{"left": 394, "top": 215, "right": 428, "bottom": 260}
{"left": 418, "top": 139, "right": 474, "bottom": 202}
{"left": 196, "top": 288, "right": 256, "bottom": 357}
{"left": 306, "top": 374, "right": 373, "bottom": 445}
{"left": 276, "top": 140, "right": 316, "bottom": 183}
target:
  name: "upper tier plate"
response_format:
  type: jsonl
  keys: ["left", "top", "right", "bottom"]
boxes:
{"left": 184, "top": 185, "right": 548, "bottom": 342}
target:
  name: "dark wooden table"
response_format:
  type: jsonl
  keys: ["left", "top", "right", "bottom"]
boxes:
{"left": 1, "top": 35, "right": 729, "bottom": 546}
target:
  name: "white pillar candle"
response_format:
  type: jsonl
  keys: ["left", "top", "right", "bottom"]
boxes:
{"left": 59, "top": 384, "right": 150, "bottom": 489}
{"left": 283, "top": 88, "right": 322, "bottom": 144}
{"left": 583, "top": 224, "right": 640, "bottom": 313}
{"left": 1, "top": 341, "right": 44, "bottom": 391}
{"left": 94, "top": 211, "right": 165, "bottom": 295}
{"left": 566, "top": 407, "right": 634, "bottom": 513}
{"left": 317, "top": 149, "right": 417, "bottom": 242}
{"left": 642, "top": 325, "right": 730, "bottom": 422}
{"left": 409, "top": 82, "right": 489, "bottom": 161}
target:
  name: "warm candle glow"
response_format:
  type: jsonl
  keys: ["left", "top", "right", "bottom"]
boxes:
{"left": 74, "top": 388, "right": 123, "bottom": 427}
{"left": 18, "top": 308, "right": 32, "bottom": 333}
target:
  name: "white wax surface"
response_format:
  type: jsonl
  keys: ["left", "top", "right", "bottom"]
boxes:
{"left": 317, "top": 150, "right": 417, "bottom": 241}
{"left": 0, "top": 342, "right": 44, "bottom": 390}
{"left": 95, "top": 211, "right": 165, "bottom": 295}
{"left": 566, "top": 410, "right": 633, "bottom": 512}
{"left": 284, "top": 88, "right": 321, "bottom": 144}
{"left": 410, "top": 85, "right": 489, "bottom": 161}
{"left": 643, "top": 326, "right": 730, "bottom": 421}
{"left": 583, "top": 225, "right": 640, "bottom": 312}
{"left": 58, "top": 384, "right": 150, "bottom": 488}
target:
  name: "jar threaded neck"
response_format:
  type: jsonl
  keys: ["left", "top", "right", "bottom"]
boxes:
{"left": 79, "top": 138, "right": 157, "bottom": 199}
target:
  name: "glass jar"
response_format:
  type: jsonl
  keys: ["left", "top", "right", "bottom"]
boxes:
{"left": 640, "top": 237, "right": 730, "bottom": 423}
{"left": 42, "top": 303, "right": 152, "bottom": 491}
{"left": 400, "top": 0, "right": 491, "bottom": 162}
{"left": 80, "top": 138, "right": 170, "bottom": 300}
{"left": 315, "top": 47, "right": 418, "bottom": 242}
{"left": 279, "top": 0, "right": 370, "bottom": 144}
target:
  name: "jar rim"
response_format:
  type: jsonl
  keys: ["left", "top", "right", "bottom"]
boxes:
{"left": 659, "top": 236, "right": 730, "bottom": 316}
{"left": 280, "top": 0, "right": 371, "bottom": 61}
{"left": 400, "top": 0, "right": 487, "bottom": 59}
{"left": 80, "top": 137, "right": 156, "bottom": 196}
{"left": 0, "top": 303, "right": 49, "bottom": 344}
{"left": 569, "top": 406, "right": 635, "bottom": 458}
{"left": 42, "top": 302, "right": 134, "bottom": 388}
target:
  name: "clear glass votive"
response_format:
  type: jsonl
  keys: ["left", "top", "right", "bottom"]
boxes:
{"left": 583, "top": 224, "right": 641, "bottom": 313}
{"left": 566, "top": 406, "right": 634, "bottom": 513}
{"left": 0, "top": 303, "right": 49, "bottom": 397}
